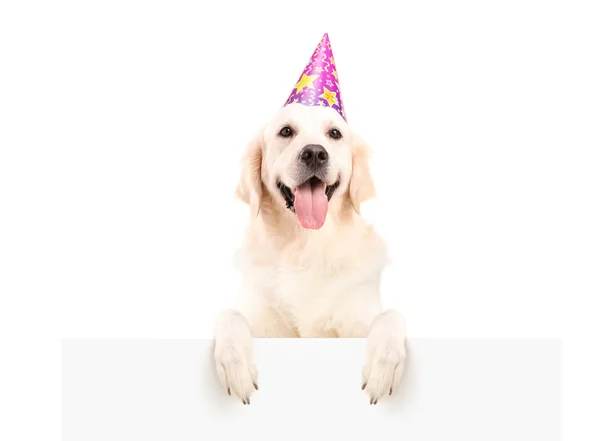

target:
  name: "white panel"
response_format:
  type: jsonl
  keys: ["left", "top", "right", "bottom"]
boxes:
{"left": 63, "top": 338, "right": 560, "bottom": 440}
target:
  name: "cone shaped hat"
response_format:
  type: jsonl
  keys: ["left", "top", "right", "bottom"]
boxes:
{"left": 283, "top": 33, "right": 346, "bottom": 120}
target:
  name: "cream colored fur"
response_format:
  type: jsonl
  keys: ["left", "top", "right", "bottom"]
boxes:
{"left": 213, "top": 103, "right": 407, "bottom": 405}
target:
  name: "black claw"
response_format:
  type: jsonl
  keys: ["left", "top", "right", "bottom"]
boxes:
{"left": 361, "top": 383, "right": 366, "bottom": 390}
{"left": 253, "top": 383, "right": 259, "bottom": 390}
{"left": 389, "top": 387, "right": 393, "bottom": 395}
{"left": 227, "top": 388, "right": 231, "bottom": 396}
{"left": 374, "top": 399, "right": 378, "bottom": 405}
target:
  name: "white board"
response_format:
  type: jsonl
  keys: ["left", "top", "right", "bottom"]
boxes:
{"left": 62, "top": 338, "right": 560, "bottom": 440}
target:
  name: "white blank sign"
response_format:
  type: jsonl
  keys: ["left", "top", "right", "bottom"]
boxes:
{"left": 62, "top": 338, "right": 560, "bottom": 440}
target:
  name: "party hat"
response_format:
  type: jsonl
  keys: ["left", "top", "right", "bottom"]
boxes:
{"left": 284, "top": 33, "right": 346, "bottom": 120}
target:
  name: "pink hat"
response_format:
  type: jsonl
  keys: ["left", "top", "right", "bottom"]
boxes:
{"left": 284, "top": 33, "right": 346, "bottom": 120}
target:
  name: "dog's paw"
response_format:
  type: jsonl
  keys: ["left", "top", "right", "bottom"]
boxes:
{"left": 361, "top": 311, "right": 407, "bottom": 404}
{"left": 213, "top": 310, "right": 258, "bottom": 405}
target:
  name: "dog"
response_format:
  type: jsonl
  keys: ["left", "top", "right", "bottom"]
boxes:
{"left": 212, "top": 102, "right": 407, "bottom": 405}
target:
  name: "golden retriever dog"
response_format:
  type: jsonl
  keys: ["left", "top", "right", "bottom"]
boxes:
{"left": 213, "top": 102, "right": 407, "bottom": 405}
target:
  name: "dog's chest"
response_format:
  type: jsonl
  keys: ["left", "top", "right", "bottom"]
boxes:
{"left": 275, "top": 265, "right": 343, "bottom": 306}
{"left": 269, "top": 265, "right": 350, "bottom": 336}
{"left": 240, "top": 224, "right": 387, "bottom": 337}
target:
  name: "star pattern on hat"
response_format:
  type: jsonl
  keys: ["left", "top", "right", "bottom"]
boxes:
{"left": 283, "top": 33, "right": 346, "bottom": 120}
{"left": 293, "top": 73, "right": 319, "bottom": 94}
{"left": 319, "top": 87, "right": 338, "bottom": 107}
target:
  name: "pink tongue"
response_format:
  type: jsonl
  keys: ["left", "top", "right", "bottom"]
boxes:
{"left": 294, "top": 180, "right": 328, "bottom": 229}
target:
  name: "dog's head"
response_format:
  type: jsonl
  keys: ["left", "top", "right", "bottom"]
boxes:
{"left": 236, "top": 103, "right": 375, "bottom": 230}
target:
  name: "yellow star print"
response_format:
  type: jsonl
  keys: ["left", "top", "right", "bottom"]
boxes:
{"left": 332, "top": 70, "right": 338, "bottom": 79}
{"left": 329, "top": 56, "right": 335, "bottom": 65}
{"left": 315, "top": 66, "right": 323, "bottom": 73}
{"left": 319, "top": 87, "right": 338, "bottom": 107}
{"left": 293, "top": 74, "right": 319, "bottom": 94}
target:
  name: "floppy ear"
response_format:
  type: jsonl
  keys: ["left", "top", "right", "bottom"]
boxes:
{"left": 349, "top": 132, "right": 376, "bottom": 214}
{"left": 235, "top": 129, "right": 264, "bottom": 217}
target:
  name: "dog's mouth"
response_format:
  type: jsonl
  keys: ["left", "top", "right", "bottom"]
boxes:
{"left": 277, "top": 176, "right": 340, "bottom": 230}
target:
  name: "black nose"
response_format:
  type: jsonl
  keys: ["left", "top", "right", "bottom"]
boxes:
{"left": 299, "top": 144, "right": 329, "bottom": 169}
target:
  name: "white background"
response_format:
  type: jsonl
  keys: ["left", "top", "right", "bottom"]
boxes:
{"left": 0, "top": 0, "right": 598, "bottom": 439}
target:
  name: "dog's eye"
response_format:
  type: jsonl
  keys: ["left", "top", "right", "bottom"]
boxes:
{"left": 328, "top": 128, "right": 342, "bottom": 139}
{"left": 279, "top": 126, "right": 293, "bottom": 137}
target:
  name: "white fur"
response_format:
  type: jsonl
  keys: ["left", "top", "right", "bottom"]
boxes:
{"left": 213, "top": 103, "right": 407, "bottom": 404}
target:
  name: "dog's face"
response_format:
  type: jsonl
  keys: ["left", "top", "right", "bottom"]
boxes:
{"left": 263, "top": 104, "right": 352, "bottom": 229}
{"left": 236, "top": 103, "right": 375, "bottom": 230}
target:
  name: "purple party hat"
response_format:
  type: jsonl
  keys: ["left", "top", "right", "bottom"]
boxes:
{"left": 284, "top": 33, "right": 346, "bottom": 120}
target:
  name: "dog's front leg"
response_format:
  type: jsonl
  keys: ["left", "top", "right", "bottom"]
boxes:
{"left": 213, "top": 309, "right": 258, "bottom": 404}
{"left": 361, "top": 310, "right": 407, "bottom": 404}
